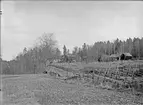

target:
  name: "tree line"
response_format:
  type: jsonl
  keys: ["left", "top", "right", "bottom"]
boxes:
{"left": 71, "top": 37, "right": 143, "bottom": 62}
{"left": 1, "top": 33, "right": 143, "bottom": 74}
{"left": 2, "top": 33, "right": 61, "bottom": 74}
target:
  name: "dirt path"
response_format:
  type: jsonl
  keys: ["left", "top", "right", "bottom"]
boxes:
{"left": 2, "top": 74, "right": 142, "bottom": 105}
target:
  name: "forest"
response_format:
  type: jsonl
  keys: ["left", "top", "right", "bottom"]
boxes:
{"left": 2, "top": 33, "right": 143, "bottom": 74}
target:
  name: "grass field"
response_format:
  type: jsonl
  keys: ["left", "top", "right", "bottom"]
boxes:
{"left": 1, "top": 74, "right": 143, "bottom": 105}
{"left": 1, "top": 60, "right": 143, "bottom": 105}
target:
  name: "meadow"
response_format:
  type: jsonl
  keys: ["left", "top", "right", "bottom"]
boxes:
{"left": 1, "top": 60, "right": 143, "bottom": 105}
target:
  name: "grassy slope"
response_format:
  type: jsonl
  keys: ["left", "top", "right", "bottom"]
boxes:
{"left": 1, "top": 60, "right": 143, "bottom": 105}
{"left": 56, "top": 60, "right": 143, "bottom": 70}
{"left": 2, "top": 74, "right": 142, "bottom": 105}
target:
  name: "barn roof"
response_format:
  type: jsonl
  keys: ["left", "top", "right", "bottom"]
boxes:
{"left": 110, "top": 53, "right": 132, "bottom": 58}
{"left": 121, "top": 53, "right": 132, "bottom": 57}
{"left": 110, "top": 54, "right": 120, "bottom": 58}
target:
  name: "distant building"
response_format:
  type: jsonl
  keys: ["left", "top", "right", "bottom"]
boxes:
{"left": 67, "top": 54, "right": 77, "bottom": 62}
{"left": 59, "top": 54, "right": 77, "bottom": 63}
{"left": 109, "top": 53, "right": 132, "bottom": 61}
{"left": 120, "top": 53, "right": 132, "bottom": 60}
{"left": 109, "top": 54, "right": 120, "bottom": 61}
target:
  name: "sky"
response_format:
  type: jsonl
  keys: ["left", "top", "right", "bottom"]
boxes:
{"left": 1, "top": 1, "right": 143, "bottom": 61}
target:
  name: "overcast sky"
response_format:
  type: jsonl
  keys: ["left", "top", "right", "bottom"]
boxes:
{"left": 1, "top": 1, "right": 143, "bottom": 61}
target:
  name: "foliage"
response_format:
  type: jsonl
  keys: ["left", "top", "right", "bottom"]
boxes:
{"left": 72, "top": 37, "right": 143, "bottom": 62}
{"left": 2, "top": 33, "right": 61, "bottom": 74}
{"left": 2, "top": 36, "right": 143, "bottom": 74}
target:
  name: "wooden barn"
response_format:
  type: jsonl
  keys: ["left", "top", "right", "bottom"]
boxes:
{"left": 109, "top": 54, "right": 120, "bottom": 61}
{"left": 120, "top": 53, "right": 132, "bottom": 60}
{"left": 109, "top": 53, "right": 132, "bottom": 61}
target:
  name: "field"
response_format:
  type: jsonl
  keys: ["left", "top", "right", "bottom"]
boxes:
{"left": 1, "top": 60, "right": 143, "bottom": 105}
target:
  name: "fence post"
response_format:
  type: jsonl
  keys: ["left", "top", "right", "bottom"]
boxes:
{"left": 92, "top": 70, "right": 95, "bottom": 86}
{"left": 131, "top": 68, "right": 135, "bottom": 102}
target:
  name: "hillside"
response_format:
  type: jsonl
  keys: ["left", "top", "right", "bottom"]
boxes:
{"left": 1, "top": 68, "right": 143, "bottom": 105}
